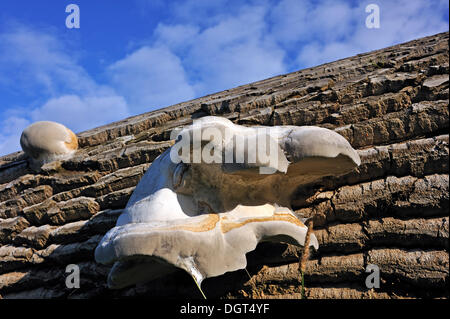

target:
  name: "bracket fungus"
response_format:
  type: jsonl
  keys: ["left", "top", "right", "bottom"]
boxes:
{"left": 20, "top": 121, "right": 78, "bottom": 169}
{"left": 95, "top": 116, "right": 361, "bottom": 289}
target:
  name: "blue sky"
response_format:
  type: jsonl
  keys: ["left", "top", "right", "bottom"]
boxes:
{"left": 0, "top": 0, "right": 448, "bottom": 156}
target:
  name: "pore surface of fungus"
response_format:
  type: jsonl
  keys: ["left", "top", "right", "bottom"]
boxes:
{"left": 95, "top": 116, "right": 360, "bottom": 289}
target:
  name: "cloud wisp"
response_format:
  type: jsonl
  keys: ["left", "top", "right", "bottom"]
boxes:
{"left": 107, "top": 46, "right": 195, "bottom": 115}
{"left": 0, "top": 25, "right": 130, "bottom": 156}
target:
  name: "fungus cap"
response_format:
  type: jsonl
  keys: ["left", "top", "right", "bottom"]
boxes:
{"left": 95, "top": 116, "right": 361, "bottom": 289}
{"left": 20, "top": 121, "right": 78, "bottom": 167}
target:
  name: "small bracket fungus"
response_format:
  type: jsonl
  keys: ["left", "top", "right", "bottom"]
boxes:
{"left": 95, "top": 116, "right": 361, "bottom": 289}
{"left": 20, "top": 121, "right": 78, "bottom": 169}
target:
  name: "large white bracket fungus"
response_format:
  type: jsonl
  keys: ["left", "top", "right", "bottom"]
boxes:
{"left": 95, "top": 116, "right": 361, "bottom": 289}
{"left": 20, "top": 121, "right": 78, "bottom": 169}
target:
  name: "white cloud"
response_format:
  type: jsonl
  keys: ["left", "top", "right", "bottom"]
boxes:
{"left": 269, "top": 0, "right": 356, "bottom": 46}
{"left": 30, "top": 95, "right": 129, "bottom": 133}
{"left": 109, "top": 4, "right": 286, "bottom": 110}
{"left": 0, "top": 116, "right": 31, "bottom": 157}
{"left": 154, "top": 24, "right": 200, "bottom": 52}
{"left": 153, "top": 4, "right": 286, "bottom": 95}
{"left": 0, "top": 26, "right": 96, "bottom": 96}
{"left": 0, "top": 25, "right": 131, "bottom": 156}
{"left": 108, "top": 46, "right": 196, "bottom": 114}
